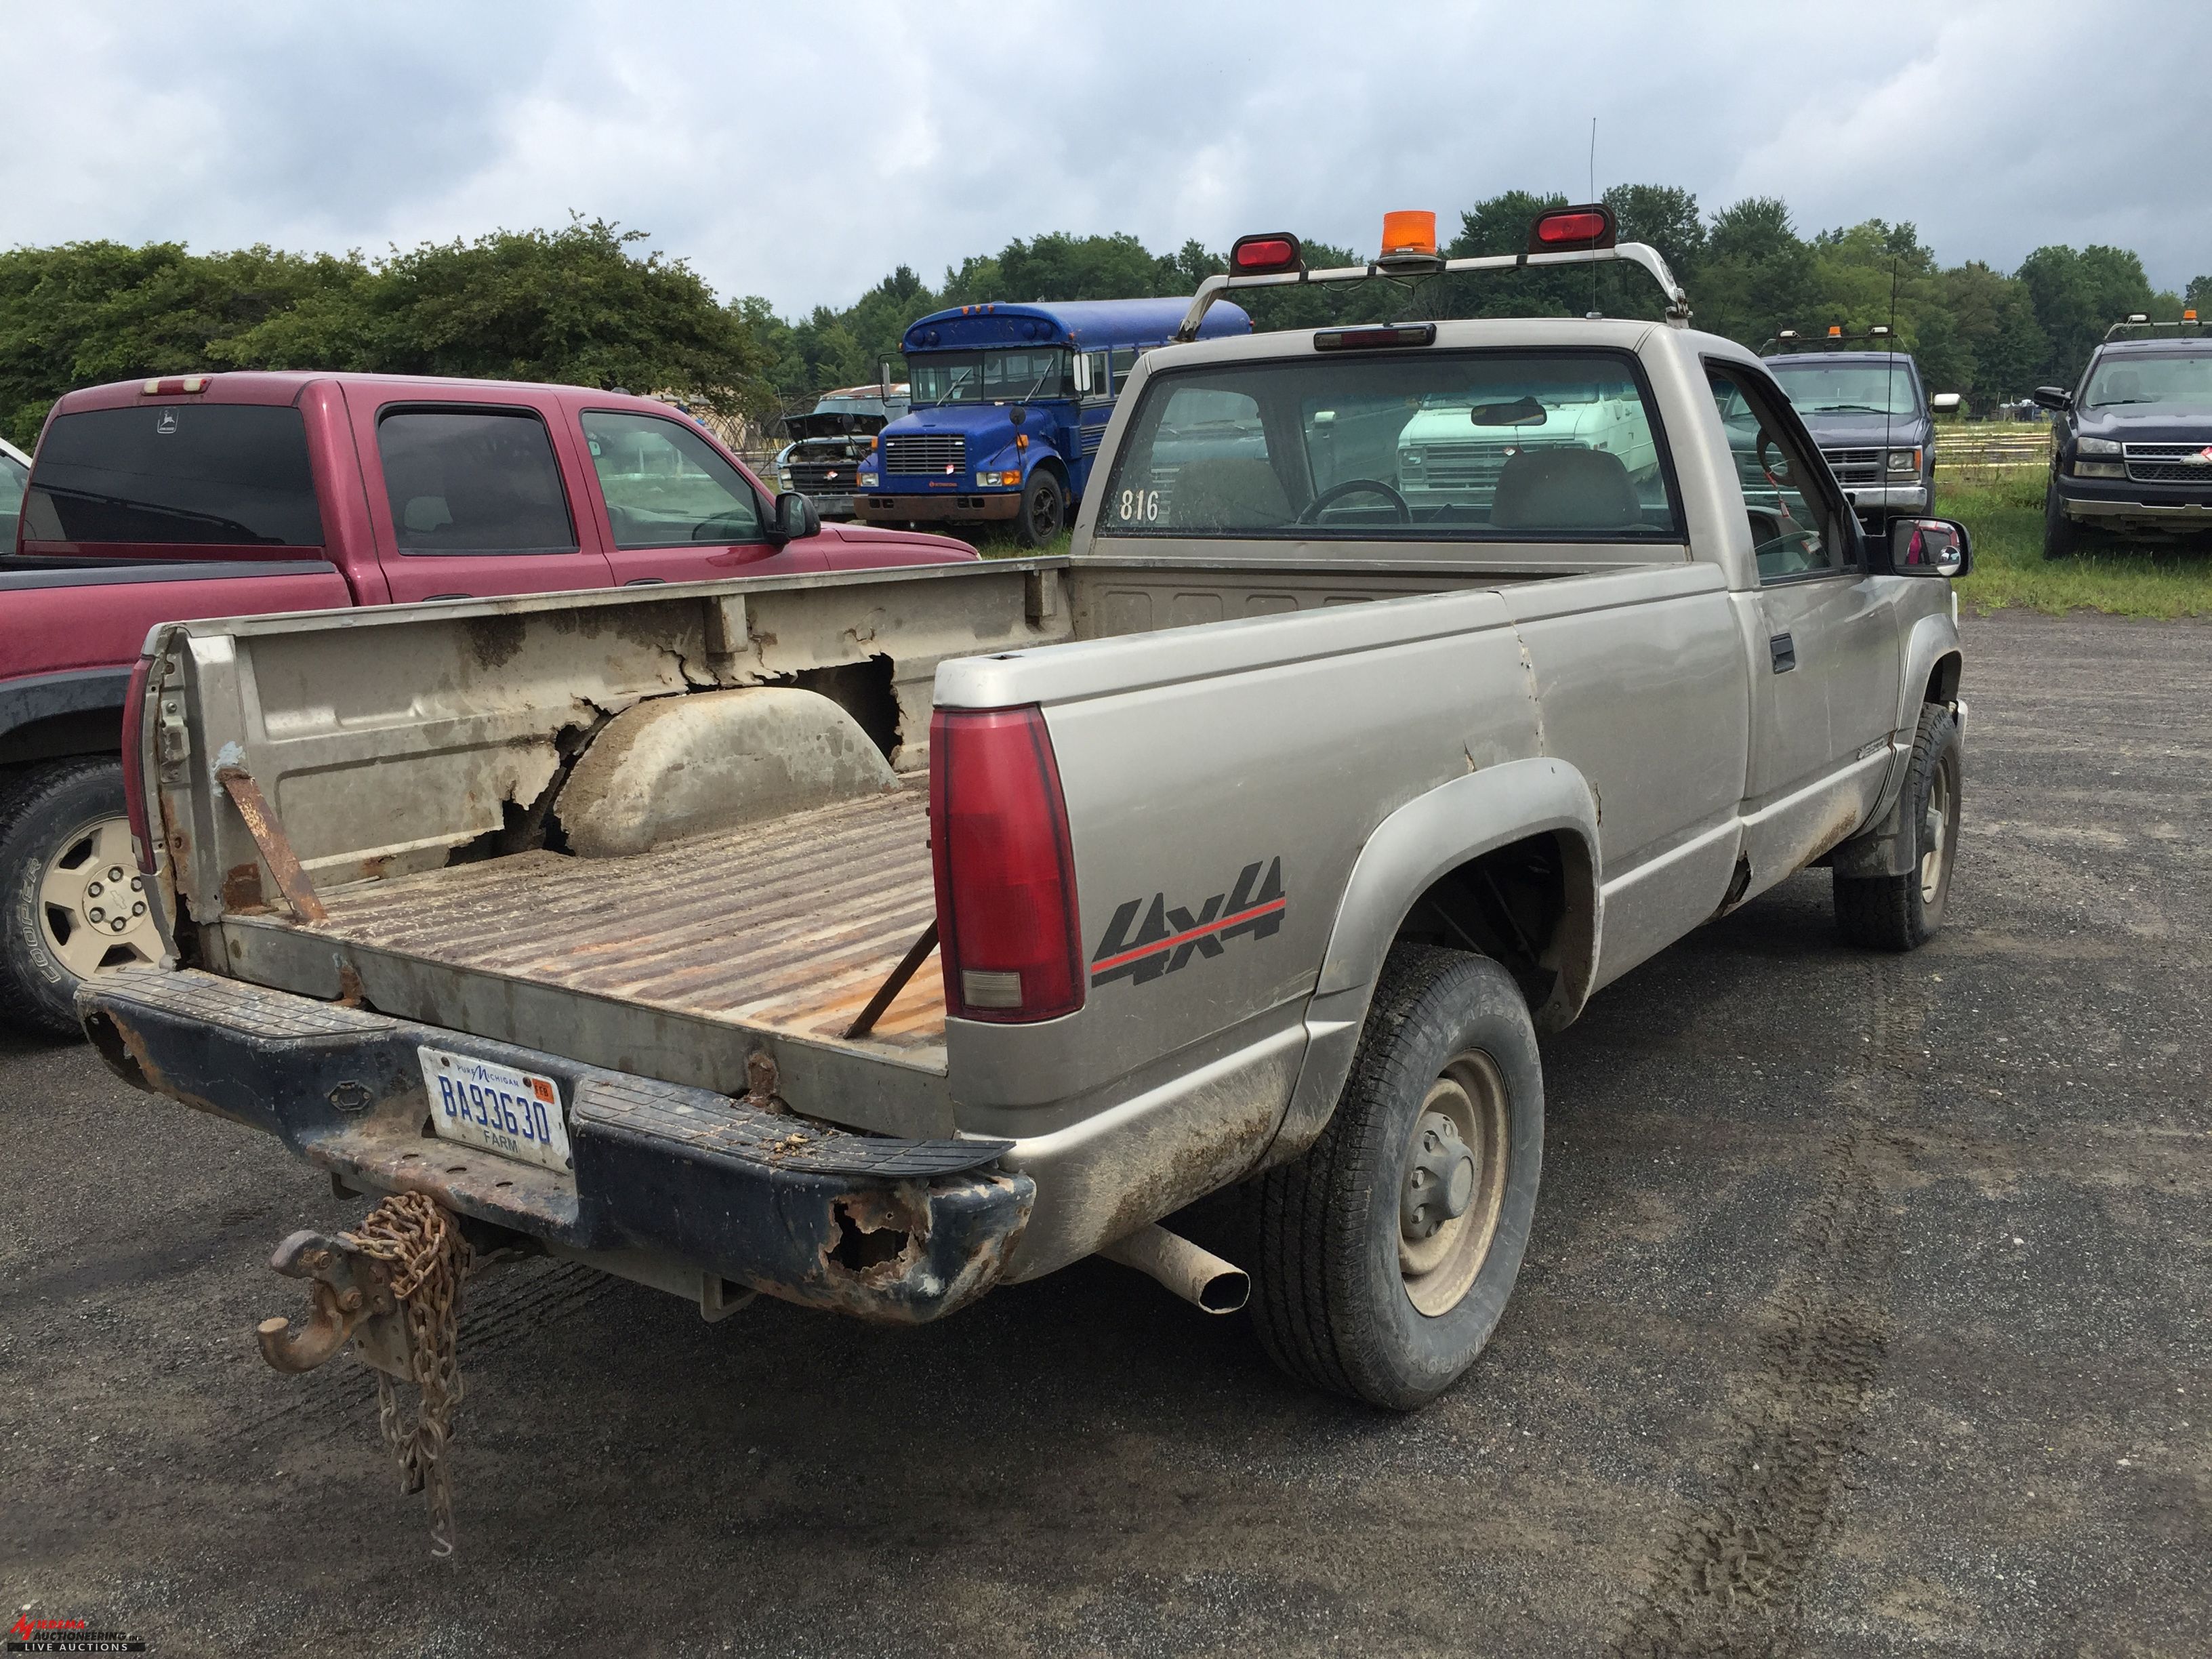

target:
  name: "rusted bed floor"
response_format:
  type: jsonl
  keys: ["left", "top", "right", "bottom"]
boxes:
{"left": 306, "top": 787, "right": 945, "bottom": 1051}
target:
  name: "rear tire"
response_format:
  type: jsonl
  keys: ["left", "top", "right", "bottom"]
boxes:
{"left": 0, "top": 758, "right": 158, "bottom": 1039}
{"left": 1833, "top": 701, "right": 1962, "bottom": 952}
{"left": 2042, "top": 483, "right": 2083, "bottom": 560}
{"left": 1016, "top": 471, "right": 1065, "bottom": 548}
{"left": 1250, "top": 945, "right": 1543, "bottom": 1410}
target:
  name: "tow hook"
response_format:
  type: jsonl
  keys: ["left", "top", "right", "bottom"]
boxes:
{"left": 255, "top": 1229, "right": 403, "bottom": 1374}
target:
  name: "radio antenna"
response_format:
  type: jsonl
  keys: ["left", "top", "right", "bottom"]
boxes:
{"left": 1589, "top": 117, "right": 1599, "bottom": 314}
{"left": 1884, "top": 254, "right": 1900, "bottom": 523}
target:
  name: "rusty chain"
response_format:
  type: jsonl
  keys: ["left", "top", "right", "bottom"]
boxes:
{"left": 342, "top": 1191, "right": 471, "bottom": 1557}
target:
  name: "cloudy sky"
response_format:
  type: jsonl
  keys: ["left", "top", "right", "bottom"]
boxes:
{"left": 4, "top": 1, "right": 2207, "bottom": 314}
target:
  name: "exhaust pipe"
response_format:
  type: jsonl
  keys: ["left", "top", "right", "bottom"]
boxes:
{"left": 1099, "top": 1223, "right": 1250, "bottom": 1315}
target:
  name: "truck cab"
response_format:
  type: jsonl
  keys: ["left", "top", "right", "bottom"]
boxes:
{"left": 853, "top": 298, "right": 1251, "bottom": 546}
{"left": 2034, "top": 314, "right": 2212, "bottom": 557}
{"left": 1764, "top": 334, "right": 1938, "bottom": 523}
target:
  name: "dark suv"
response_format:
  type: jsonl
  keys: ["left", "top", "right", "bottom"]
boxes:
{"left": 1765, "top": 335, "right": 1939, "bottom": 525}
{"left": 2036, "top": 319, "right": 2212, "bottom": 558}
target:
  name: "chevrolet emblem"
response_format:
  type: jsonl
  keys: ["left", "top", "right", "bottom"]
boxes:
{"left": 2188, "top": 446, "right": 2212, "bottom": 466}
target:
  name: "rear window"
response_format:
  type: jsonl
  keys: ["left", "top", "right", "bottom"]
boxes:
{"left": 22, "top": 404, "right": 323, "bottom": 547}
{"left": 376, "top": 408, "right": 577, "bottom": 555}
{"left": 1098, "top": 348, "right": 1681, "bottom": 543}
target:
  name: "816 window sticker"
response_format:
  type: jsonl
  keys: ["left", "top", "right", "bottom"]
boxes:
{"left": 1090, "top": 857, "right": 1284, "bottom": 987}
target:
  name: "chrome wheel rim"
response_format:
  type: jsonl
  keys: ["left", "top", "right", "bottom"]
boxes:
{"left": 38, "top": 815, "right": 159, "bottom": 981}
{"left": 1398, "top": 1050, "right": 1509, "bottom": 1317}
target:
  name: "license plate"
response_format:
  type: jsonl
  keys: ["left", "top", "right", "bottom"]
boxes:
{"left": 418, "top": 1045, "right": 572, "bottom": 1173}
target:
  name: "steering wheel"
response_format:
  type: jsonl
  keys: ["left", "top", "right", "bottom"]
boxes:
{"left": 1297, "top": 477, "right": 1412, "bottom": 525}
{"left": 691, "top": 510, "right": 760, "bottom": 543}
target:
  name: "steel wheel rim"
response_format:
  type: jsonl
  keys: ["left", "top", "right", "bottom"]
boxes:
{"left": 37, "top": 814, "right": 159, "bottom": 980}
{"left": 1920, "top": 758, "right": 1954, "bottom": 904}
{"left": 1398, "top": 1049, "right": 1509, "bottom": 1317}
{"left": 1028, "top": 483, "right": 1058, "bottom": 537}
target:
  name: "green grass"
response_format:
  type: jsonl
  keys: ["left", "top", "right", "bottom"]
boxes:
{"left": 1946, "top": 466, "right": 2212, "bottom": 619}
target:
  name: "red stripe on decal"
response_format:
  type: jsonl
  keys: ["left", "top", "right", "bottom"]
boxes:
{"left": 1090, "top": 898, "right": 1286, "bottom": 974}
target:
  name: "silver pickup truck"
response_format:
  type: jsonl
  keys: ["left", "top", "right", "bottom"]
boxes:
{"left": 85, "top": 209, "right": 1971, "bottom": 1418}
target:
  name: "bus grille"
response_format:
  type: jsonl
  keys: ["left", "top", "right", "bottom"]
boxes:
{"left": 883, "top": 434, "right": 966, "bottom": 475}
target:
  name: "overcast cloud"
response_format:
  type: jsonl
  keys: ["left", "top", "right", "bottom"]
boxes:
{"left": 4, "top": 0, "right": 2207, "bottom": 312}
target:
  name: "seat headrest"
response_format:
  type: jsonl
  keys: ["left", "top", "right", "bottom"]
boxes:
{"left": 1490, "top": 447, "right": 1643, "bottom": 533}
{"left": 1168, "top": 457, "right": 1290, "bottom": 529}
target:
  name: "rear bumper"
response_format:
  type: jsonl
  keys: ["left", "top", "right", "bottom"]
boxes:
{"left": 79, "top": 968, "right": 1031, "bottom": 1325}
{"left": 855, "top": 491, "right": 1020, "bottom": 524}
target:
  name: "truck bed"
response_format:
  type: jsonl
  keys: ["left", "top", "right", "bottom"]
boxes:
{"left": 310, "top": 787, "right": 945, "bottom": 1057}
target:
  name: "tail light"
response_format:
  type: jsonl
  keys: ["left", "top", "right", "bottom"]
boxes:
{"left": 929, "top": 705, "right": 1084, "bottom": 1023}
{"left": 120, "top": 654, "right": 155, "bottom": 872}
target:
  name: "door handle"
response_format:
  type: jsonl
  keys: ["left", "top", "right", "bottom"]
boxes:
{"left": 621, "top": 577, "right": 668, "bottom": 586}
{"left": 1769, "top": 632, "right": 1797, "bottom": 673}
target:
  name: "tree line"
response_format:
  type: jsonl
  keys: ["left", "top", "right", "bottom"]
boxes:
{"left": 4, "top": 192, "right": 2207, "bottom": 451}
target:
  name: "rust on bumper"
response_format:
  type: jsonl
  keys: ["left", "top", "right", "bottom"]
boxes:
{"left": 80, "top": 968, "right": 1031, "bottom": 1326}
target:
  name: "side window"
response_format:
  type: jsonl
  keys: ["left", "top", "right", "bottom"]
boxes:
{"left": 1111, "top": 347, "right": 1141, "bottom": 384}
{"left": 581, "top": 411, "right": 762, "bottom": 548}
{"left": 377, "top": 408, "right": 576, "bottom": 556}
{"left": 1083, "top": 350, "right": 1111, "bottom": 403}
{"left": 1115, "top": 386, "right": 1276, "bottom": 530}
{"left": 1706, "top": 367, "right": 1843, "bottom": 581}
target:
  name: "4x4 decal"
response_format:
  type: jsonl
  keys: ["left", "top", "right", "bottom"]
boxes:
{"left": 1090, "top": 857, "right": 1286, "bottom": 987}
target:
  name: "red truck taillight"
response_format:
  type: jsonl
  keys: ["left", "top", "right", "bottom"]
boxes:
{"left": 929, "top": 705, "right": 1084, "bottom": 1023}
{"left": 120, "top": 654, "right": 155, "bottom": 872}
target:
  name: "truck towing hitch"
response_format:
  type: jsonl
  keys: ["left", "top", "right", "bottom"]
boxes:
{"left": 255, "top": 1229, "right": 404, "bottom": 1374}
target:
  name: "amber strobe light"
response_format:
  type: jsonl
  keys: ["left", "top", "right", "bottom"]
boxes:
{"left": 930, "top": 705, "right": 1084, "bottom": 1023}
{"left": 1528, "top": 204, "right": 1615, "bottom": 251}
{"left": 1230, "top": 232, "right": 1303, "bottom": 275}
{"left": 1380, "top": 210, "right": 1438, "bottom": 259}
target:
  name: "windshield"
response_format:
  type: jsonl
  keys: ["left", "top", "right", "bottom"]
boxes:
{"left": 1099, "top": 349, "right": 1680, "bottom": 543}
{"left": 909, "top": 350, "right": 1071, "bottom": 405}
{"left": 0, "top": 449, "right": 25, "bottom": 515}
{"left": 1769, "top": 363, "right": 1921, "bottom": 417}
{"left": 2083, "top": 352, "right": 2212, "bottom": 409}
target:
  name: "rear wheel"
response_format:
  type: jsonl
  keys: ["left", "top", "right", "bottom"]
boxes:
{"left": 0, "top": 758, "right": 159, "bottom": 1038}
{"left": 1833, "top": 701, "right": 1962, "bottom": 952}
{"left": 1017, "top": 471, "right": 1065, "bottom": 548}
{"left": 1250, "top": 945, "right": 1543, "bottom": 1410}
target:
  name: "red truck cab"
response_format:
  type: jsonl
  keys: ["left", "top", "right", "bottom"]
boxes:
{"left": 0, "top": 371, "right": 975, "bottom": 1035}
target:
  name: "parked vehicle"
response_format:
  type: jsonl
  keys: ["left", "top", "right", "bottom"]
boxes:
{"left": 85, "top": 207, "right": 1969, "bottom": 1438}
{"left": 1764, "top": 329, "right": 1941, "bottom": 523}
{"left": 853, "top": 298, "right": 1252, "bottom": 546}
{"left": 777, "top": 382, "right": 909, "bottom": 520}
{"left": 0, "top": 437, "right": 28, "bottom": 552}
{"left": 2034, "top": 313, "right": 2212, "bottom": 558}
{"left": 0, "top": 371, "right": 975, "bottom": 1036}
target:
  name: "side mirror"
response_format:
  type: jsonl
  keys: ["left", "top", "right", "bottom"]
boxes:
{"left": 1887, "top": 516, "right": 1970, "bottom": 577}
{"left": 1929, "top": 392, "right": 1962, "bottom": 415}
{"left": 770, "top": 490, "right": 821, "bottom": 543}
{"left": 2031, "top": 386, "right": 2072, "bottom": 412}
{"left": 1072, "top": 353, "right": 1093, "bottom": 395}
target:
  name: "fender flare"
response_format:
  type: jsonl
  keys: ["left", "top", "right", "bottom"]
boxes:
{"left": 1264, "top": 758, "right": 1602, "bottom": 1166}
{"left": 1835, "top": 611, "right": 1963, "bottom": 879}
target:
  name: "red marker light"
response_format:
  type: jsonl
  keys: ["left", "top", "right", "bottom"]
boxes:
{"left": 1527, "top": 205, "right": 1616, "bottom": 252}
{"left": 1230, "top": 232, "right": 1303, "bottom": 276}
{"left": 141, "top": 375, "right": 212, "bottom": 395}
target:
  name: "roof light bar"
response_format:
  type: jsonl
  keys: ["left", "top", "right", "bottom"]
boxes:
{"left": 1313, "top": 323, "right": 1437, "bottom": 352}
{"left": 1177, "top": 207, "right": 1691, "bottom": 341}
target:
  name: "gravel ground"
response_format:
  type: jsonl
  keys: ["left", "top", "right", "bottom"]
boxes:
{"left": 3, "top": 608, "right": 2205, "bottom": 1658}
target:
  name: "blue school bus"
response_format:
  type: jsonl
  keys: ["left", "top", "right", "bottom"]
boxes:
{"left": 853, "top": 297, "right": 1252, "bottom": 545}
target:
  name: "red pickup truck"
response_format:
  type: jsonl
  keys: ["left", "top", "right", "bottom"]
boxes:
{"left": 0, "top": 371, "right": 975, "bottom": 1036}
